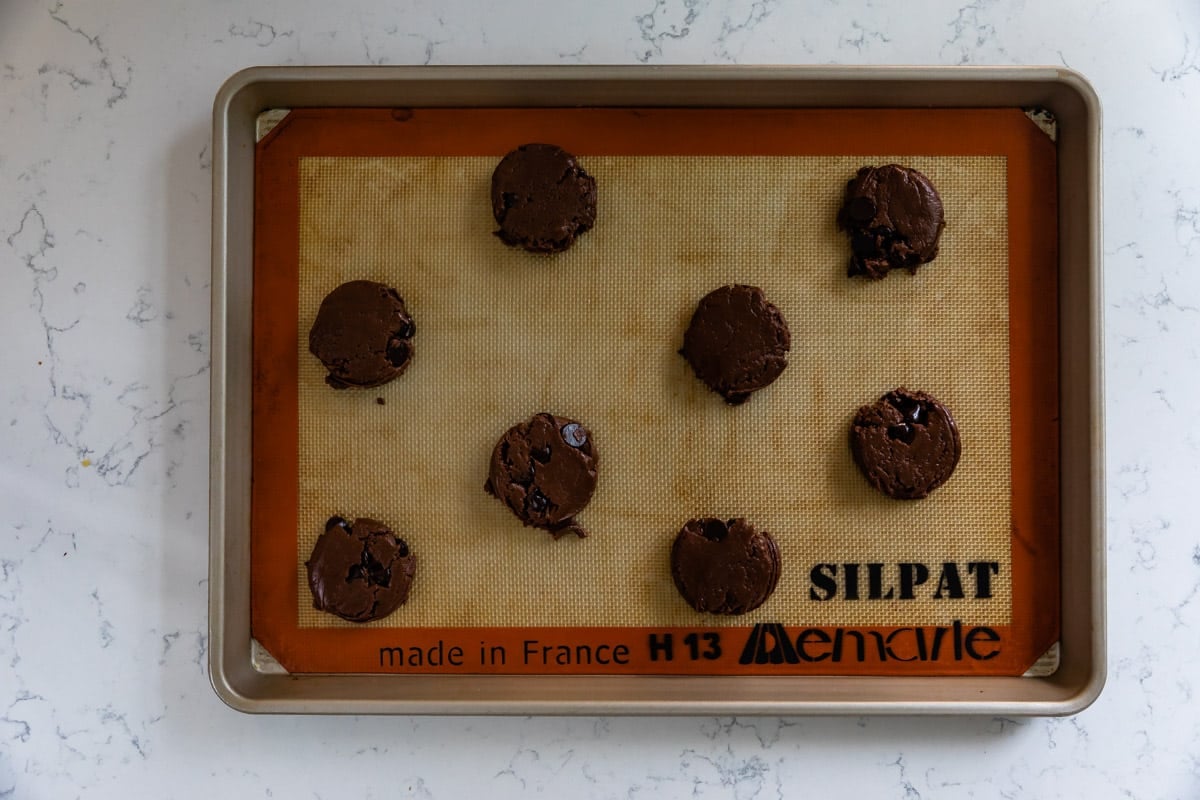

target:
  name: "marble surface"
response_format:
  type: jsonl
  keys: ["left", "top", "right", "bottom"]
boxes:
{"left": 1, "top": 0, "right": 1198, "bottom": 796}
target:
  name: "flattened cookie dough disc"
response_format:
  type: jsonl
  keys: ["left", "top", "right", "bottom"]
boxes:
{"left": 670, "top": 518, "right": 781, "bottom": 615}
{"left": 849, "top": 387, "right": 962, "bottom": 500}
{"left": 484, "top": 413, "right": 598, "bottom": 538}
{"left": 305, "top": 516, "right": 417, "bottom": 623}
{"left": 491, "top": 143, "right": 597, "bottom": 254}
{"left": 837, "top": 164, "right": 945, "bottom": 280}
{"left": 679, "top": 284, "right": 791, "bottom": 405}
{"left": 308, "top": 280, "right": 415, "bottom": 389}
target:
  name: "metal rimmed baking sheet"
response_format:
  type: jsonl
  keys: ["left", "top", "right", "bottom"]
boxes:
{"left": 210, "top": 66, "right": 1103, "bottom": 715}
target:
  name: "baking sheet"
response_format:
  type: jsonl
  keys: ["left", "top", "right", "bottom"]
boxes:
{"left": 213, "top": 67, "right": 1103, "bottom": 713}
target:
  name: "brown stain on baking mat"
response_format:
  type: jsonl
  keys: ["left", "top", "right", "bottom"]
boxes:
{"left": 251, "top": 108, "right": 1058, "bottom": 675}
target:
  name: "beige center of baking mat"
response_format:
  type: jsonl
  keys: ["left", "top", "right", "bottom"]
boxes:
{"left": 296, "top": 155, "right": 1009, "bottom": 630}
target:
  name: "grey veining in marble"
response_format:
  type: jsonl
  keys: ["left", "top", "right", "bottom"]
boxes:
{"left": 2, "top": 0, "right": 1199, "bottom": 797}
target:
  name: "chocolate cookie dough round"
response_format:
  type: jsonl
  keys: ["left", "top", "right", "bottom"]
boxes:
{"left": 308, "top": 280, "right": 415, "bottom": 389}
{"left": 670, "top": 518, "right": 781, "bottom": 615}
{"left": 491, "top": 143, "right": 597, "bottom": 254}
{"left": 679, "top": 284, "right": 791, "bottom": 405}
{"left": 849, "top": 387, "right": 961, "bottom": 500}
{"left": 484, "top": 413, "right": 598, "bottom": 538}
{"left": 305, "top": 516, "right": 417, "bottom": 623}
{"left": 837, "top": 164, "right": 945, "bottom": 280}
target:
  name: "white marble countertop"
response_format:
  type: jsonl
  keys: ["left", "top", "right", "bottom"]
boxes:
{"left": 2, "top": 0, "right": 1198, "bottom": 796}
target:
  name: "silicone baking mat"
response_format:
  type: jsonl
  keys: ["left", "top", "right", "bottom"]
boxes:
{"left": 251, "top": 108, "right": 1058, "bottom": 676}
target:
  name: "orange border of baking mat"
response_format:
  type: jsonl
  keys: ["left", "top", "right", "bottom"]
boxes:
{"left": 251, "top": 108, "right": 1058, "bottom": 676}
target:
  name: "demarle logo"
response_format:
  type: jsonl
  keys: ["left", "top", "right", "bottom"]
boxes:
{"left": 737, "top": 620, "right": 1004, "bottom": 664}
{"left": 739, "top": 623, "right": 800, "bottom": 664}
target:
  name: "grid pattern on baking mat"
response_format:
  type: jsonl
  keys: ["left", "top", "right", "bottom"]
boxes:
{"left": 294, "top": 154, "right": 1010, "bottom": 629}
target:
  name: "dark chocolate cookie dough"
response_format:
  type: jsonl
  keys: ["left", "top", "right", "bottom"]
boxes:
{"left": 491, "top": 143, "right": 597, "bottom": 254}
{"left": 849, "top": 388, "right": 961, "bottom": 500}
{"left": 679, "top": 284, "right": 791, "bottom": 405}
{"left": 837, "top": 164, "right": 945, "bottom": 280}
{"left": 308, "top": 280, "right": 415, "bottom": 389}
{"left": 670, "top": 518, "right": 781, "bottom": 615}
{"left": 305, "top": 516, "right": 417, "bottom": 623}
{"left": 484, "top": 413, "right": 598, "bottom": 538}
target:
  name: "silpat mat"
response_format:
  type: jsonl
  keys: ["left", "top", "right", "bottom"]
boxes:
{"left": 250, "top": 108, "right": 1059, "bottom": 676}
